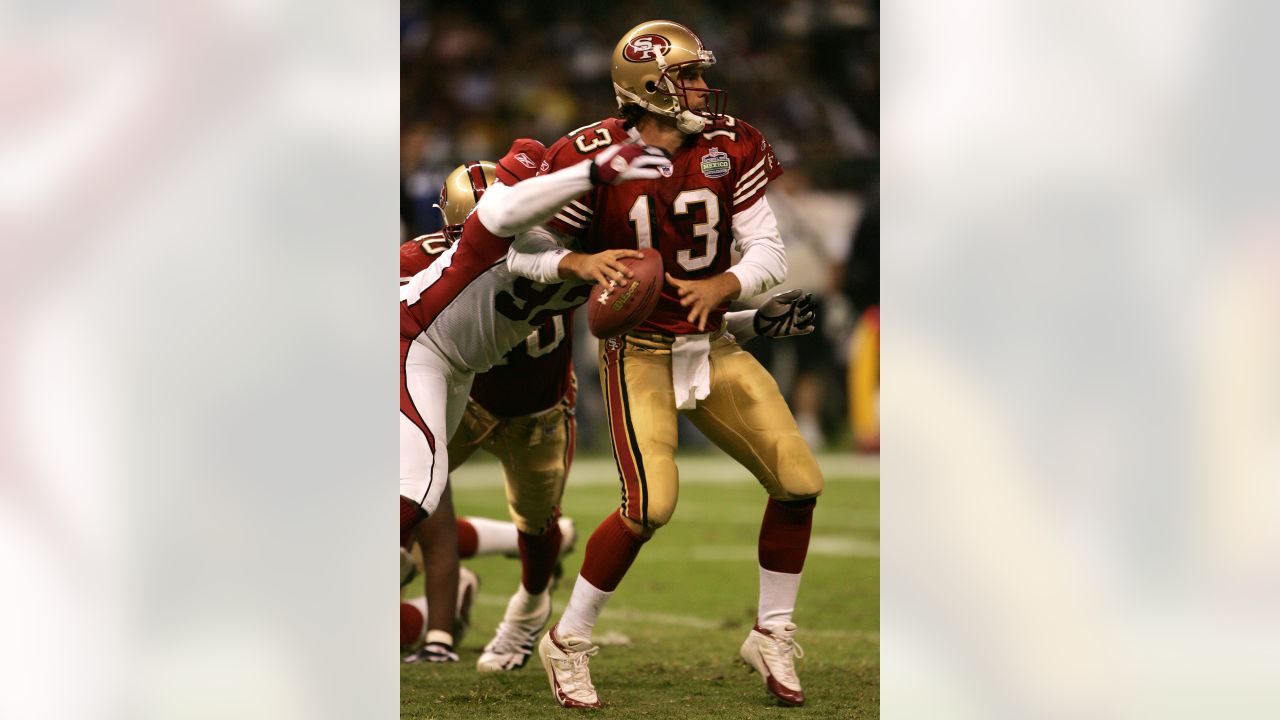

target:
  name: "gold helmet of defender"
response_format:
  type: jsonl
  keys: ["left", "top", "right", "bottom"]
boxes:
{"left": 611, "top": 20, "right": 726, "bottom": 135}
{"left": 436, "top": 161, "right": 498, "bottom": 244}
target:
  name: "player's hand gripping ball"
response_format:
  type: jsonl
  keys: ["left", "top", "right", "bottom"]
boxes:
{"left": 587, "top": 248, "right": 663, "bottom": 338}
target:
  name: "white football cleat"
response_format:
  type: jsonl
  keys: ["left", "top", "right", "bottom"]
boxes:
{"left": 739, "top": 622, "right": 806, "bottom": 706}
{"left": 538, "top": 624, "right": 602, "bottom": 709}
{"left": 476, "top": 589, "right": 551, "bottom": 672}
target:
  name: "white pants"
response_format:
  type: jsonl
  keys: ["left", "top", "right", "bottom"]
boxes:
{"left": 400, "top": 337, "right": 473, "bottom": 516}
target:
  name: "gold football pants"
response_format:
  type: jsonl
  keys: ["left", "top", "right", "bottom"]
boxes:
{"left": 598, "top": 333, "right": 823, "bottom": 530}
{"left": 447, "top": 382, "right": 576, "bottom": 535}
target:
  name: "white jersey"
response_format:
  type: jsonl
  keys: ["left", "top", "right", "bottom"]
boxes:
{"left": 400, "top": 233, "right": 591, "bottom": 374}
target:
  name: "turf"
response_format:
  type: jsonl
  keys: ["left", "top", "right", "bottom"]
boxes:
{"left": 401, "top": 453, "right": 879, "bottom": 719}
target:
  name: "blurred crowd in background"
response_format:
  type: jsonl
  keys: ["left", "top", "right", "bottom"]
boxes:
{"left": 401, "top": 0, "right": 879, "bottom": 451}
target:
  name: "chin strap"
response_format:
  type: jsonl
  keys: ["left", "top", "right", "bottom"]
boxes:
{"left": 676, "top": 110, "right": 707, "bottom": 134}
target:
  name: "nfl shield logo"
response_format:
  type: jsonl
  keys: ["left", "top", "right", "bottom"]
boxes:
{"left": 700, "top": 148, "right": 731, "bottom": 179}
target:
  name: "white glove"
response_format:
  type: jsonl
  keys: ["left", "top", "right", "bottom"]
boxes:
{"left": 590, "top": 142, "right": 672, "bottom": 185}
{"left": 752, "top": 289, "right": 817, "bottom": 338}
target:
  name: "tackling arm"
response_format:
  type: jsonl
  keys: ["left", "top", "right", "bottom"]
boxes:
{"left": 507, "top": 225, "right": 644, "bottom": 288}
{"left": 724, "top": 289, "right": 817, "bottom": 341}
{"left": 478, "top": 143, "right": 670, "bottom": 238}
{"left": 506, "top": 225, "right": 574, "bottom": 283}
{"left": 476, "top": 165, "right": 593, "bottom": 239}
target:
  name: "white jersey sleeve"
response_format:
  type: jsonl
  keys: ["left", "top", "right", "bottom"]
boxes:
{"left": 506, "top": 225, "right": 574, "bottom": 284}
{"left": 476, "top": 162, "right": 593, "bottom": 238}
{"left": 726, "top": 196, "right": 788, "bottom": 299}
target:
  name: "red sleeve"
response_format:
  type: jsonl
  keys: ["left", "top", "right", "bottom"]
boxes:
{"left": 399, "top": 232, "right": 449, "bottom": 283}
{"left": 730, "top": 120, "right": 783, "bottom": 214}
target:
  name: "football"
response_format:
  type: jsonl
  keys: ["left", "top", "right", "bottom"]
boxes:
{"left": 587, "top": 248, "right": 663, "bottom": 338}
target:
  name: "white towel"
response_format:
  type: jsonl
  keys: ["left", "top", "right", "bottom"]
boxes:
{"left": 672, "top": 334, "right": 712, "bottom": 410}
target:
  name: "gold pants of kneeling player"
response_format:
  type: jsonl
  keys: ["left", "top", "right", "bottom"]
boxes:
{"left": 447, "top": 385, "right": 576, "bottom": 536}
{"left": 598, "top": 332, "right": 823, "bottom": 533}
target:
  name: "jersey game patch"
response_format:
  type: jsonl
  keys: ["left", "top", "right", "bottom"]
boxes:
{"left": 700, "top": 148, "right": 731, "bottom": 179}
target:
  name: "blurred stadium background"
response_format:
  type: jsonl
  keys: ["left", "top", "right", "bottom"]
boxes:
{"left": 401, "top": 0, "right": 880, "bottom": 453}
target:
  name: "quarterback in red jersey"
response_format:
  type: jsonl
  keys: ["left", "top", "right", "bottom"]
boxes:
{"left": 509, "top": 20, "right": 825, "bottom": 709}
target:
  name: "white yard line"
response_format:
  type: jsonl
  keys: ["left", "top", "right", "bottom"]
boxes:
{"left": 473, "top": 593, "right": 878, "bottom": 643}
{"left": 451, "top": 452, "right": 879, "bottom": 490}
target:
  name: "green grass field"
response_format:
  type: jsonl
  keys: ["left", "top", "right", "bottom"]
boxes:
{"left": 402, "top": 452, "right": 879, "bottom": 719}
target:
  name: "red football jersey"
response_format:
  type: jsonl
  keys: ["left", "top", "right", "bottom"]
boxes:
{"left": 542, "top": 116, "right": 783, "bottom": 335}
{"left": 399, "top": 232, "right": 450, "bottom": 283}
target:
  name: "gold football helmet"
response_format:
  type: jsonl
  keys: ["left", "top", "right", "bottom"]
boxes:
{"left": 611, "top": 20, "right": 726, "bottom": 134}
{"left": 436, "top": 161, "right": 497, "bottom": 243}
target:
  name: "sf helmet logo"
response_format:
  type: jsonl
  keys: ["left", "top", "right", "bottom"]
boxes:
{"left": 624, "top": 34, "right": 671, "bottom": 62}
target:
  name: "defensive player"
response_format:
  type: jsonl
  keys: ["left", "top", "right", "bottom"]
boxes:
{"left": 401, "top": 174, "right": 584, "bottom": 669}
{"left": 399, "top": 136, "right": 668, "bottom": 541}
{"left": 402, "top": 166, "right": 816, "bottom": 671}
{"left": 508, "top": 20, "right": 824, "bottom": 708}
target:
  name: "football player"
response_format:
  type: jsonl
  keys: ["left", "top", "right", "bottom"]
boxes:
{"left": 507, "top": 20, "right": 824, "bottom": 708}
{"left": 401, "top": 170, "right": 585, "bottom": 668}
{"left": 403, "top": 165, "right": 816, "bottom": 671}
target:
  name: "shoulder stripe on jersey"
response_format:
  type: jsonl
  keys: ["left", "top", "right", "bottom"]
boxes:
{"left": 569, "top": 200, "right": 594, "bottom": 216}
{"left": 734, "top": 158, "right": 767, "bottom": 189}
{"left": 703, "top": 129, "right": 735, "bottom": 140}
{"left": 560, "top": 204, "right": 590, "bottom": 223}
{"left": 554, "top": 211, "right": 585, "bottom": 229}
{"left": 734, "top": 173, "right": 769, "bottom": 203}
{"left": 733, "top": 179, "right": 770, "bottom": 207}
{"left": 734, "top": 171, "right": 766, "bottom": 201}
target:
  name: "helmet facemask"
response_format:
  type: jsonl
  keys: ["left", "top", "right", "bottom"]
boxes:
{"left": 650, "top": 56, "right": 727, "bottom": 134}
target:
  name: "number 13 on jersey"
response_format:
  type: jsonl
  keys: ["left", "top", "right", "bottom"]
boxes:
{"left": 627, "top": 188, "right": 721, "bottom": 272}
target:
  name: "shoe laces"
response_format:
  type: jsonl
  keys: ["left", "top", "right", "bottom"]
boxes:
{"left": 487, "top": 615, "right": 542, "bottom": 654}
{"left": 487, "top": 596, "right": 550, "bottom": 653}
{"left": 763, "top": 630, "right": 804, "bottom": 684}
{"left": 556, "top": 643, "right": 599, "bottom": 695}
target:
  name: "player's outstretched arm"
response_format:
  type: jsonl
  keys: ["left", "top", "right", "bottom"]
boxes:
{"left": 477, "top": 143, "right": 671, "bottom": 238}
{"left": 724, "top": 289, "right": 817, "bottom": 342}
{"left": 506, "top": 225, "right": 645, "bottom": 287}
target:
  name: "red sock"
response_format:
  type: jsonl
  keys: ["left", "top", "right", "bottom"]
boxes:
{"left": 518, "top": 521, "right": 563, "bottom": 594}
{"left": 758, "top": 498, "right": 816, "bottom": 574}
{"left": 578, "top": 511, "right": 647, "bottom": 592}
{"left": 455, "top": 518, "right": 479, "bottom": 559}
